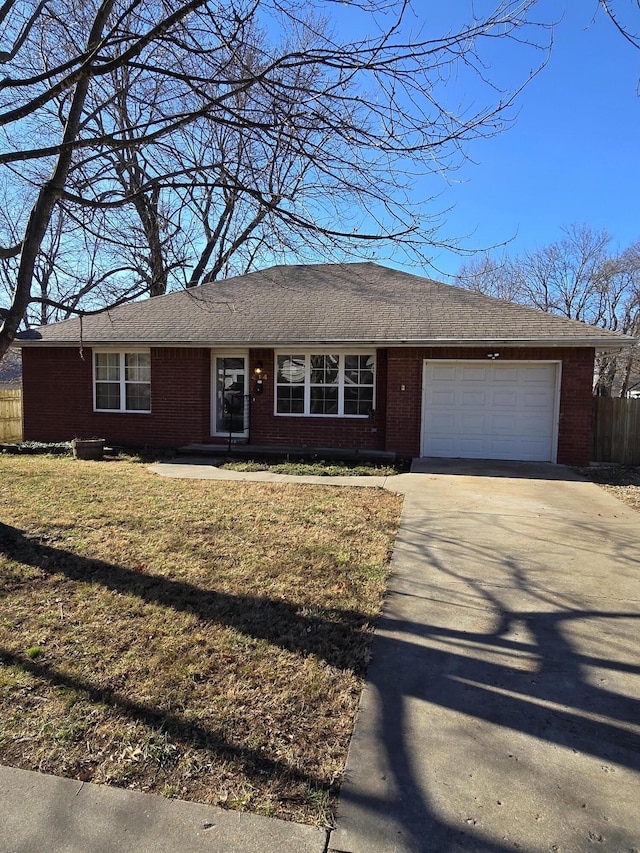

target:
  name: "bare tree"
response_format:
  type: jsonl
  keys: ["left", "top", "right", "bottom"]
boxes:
{"left": 609, "top": 241, "right": 640, "bottom": 395}
{"left": 0, "top": 0, "right": 549, "bottom": 358}
{"left": 450, "top": 252, "right": 524, "bottom": 304}
{"left": 456, "top": 224, "right": 640, "bottom": 395}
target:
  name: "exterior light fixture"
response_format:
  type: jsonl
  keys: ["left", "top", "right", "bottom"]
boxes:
{"left": 487, "top": 352, "right": 500, "bottom": 360}
{"left": 253, "top": 361, "right": 267, "bottom": 393}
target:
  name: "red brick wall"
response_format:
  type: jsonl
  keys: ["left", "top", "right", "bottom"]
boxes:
{"left": 385, "top": 348, "right": 423, "bottom": 458}
{"left": 22, "top": 347, "right": 210, "bottom": 447}
{"left": 555, "top": 347, "right": 596, "bottom": 466}
{"left": 385, "top": 346, "right": 596, "bottom": 465}
{"left": 21, "top": 344, "right": 596, "bottom": 464}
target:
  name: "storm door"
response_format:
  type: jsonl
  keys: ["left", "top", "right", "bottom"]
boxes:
{"left": 213, "top": 355, "right": 249, "bottom": 438}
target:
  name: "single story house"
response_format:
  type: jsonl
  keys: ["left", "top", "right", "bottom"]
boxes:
{"left": 14, "top": 262, "right": 635, "bottom": 465}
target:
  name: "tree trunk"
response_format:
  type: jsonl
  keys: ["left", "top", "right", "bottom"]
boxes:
{"left": 0, "top": 0, "right": 116, "bottom": 359}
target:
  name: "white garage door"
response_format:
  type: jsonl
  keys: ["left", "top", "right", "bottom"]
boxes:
{"left": 421, "top": 361, "right": 560, "bottom": 462}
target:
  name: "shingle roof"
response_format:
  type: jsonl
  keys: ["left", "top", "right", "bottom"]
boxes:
{"left": 15, "top": 262, "right": 635, "bottom": 349}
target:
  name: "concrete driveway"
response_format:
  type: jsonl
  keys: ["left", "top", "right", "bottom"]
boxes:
{"left": 331, "top": 460, "right": 640, "bottom": 853}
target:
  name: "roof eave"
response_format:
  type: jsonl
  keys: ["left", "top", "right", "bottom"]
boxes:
{"left": 12, "top": 336, "right": 635, "bottom": 351}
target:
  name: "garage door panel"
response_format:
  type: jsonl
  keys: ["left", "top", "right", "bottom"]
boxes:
{"left": 505, "top": 438, "right": 552, "bottom": 460}
{"left": 529, "top": 395, "right": 556, "bottom": 411}
{"left": 431, "top": 365, "right": 458, "bottom": 382}
{"left": 518, "top": 387, "right": 555, "bottom": 407}
{"left": 487, "top": 413, "right": 518, "bottom": 433}
{"left": 513, "top": 415, "right": 554, "bottom": 435}
{"left": 462, "top": 390, "right": 488, "bottom": 406}
{"left": 422, "top": 361, "right": 558, "bottom": 462}
{"left": 455, "top": 435, "right": 552, "bottom": 461}
{"left": 522, "top": 365, "right": 555, "bottom": 382}
{"left": 432, "top": 389, "right": 457, "bottom": 406}
{"left": 461, "top": 366, "right": 489, "bottom": 381}
{"left": 459, "top": 412, "right": 491, "bottom": 433}
{"left": 493, "top": 366, "right": 520, "bottom": 382}
{"left": 488, "top": 437, "right": 550, "bottom": 461}
{"left": 430, "top": 413, "right": 457, "bottom": 431}
{"left": 491, "top": 390, "right": 519, "bottom": 407}
{"left": 458, "top": 436, "right": 493, "bottom": 456}
{"left": 428, "top": 436, "right": 459, "bottom": 454}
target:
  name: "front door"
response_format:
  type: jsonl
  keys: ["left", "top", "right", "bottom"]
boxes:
{"left": 213, "top": 355, "right": 249, "bottom": 437}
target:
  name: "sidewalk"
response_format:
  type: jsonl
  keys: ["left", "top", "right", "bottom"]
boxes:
{"left": 0, "top": 764, "right": 327, "bottom": 853}
{"left": 148, "top": 455, "right": 395, "bottom": 489}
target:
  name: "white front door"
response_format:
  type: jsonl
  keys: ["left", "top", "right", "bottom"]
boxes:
{"left": 212, "top": 354, "right": 249, "bottom": 437}
{"left": 421, "top": 360, "right": 560, "bottom": 462}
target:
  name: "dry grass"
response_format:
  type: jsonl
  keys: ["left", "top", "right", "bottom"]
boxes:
{"left": 0, "top": 455, "right": 402, "bottom": 825}
{"left": 221, "top": 459, "right": 399, "bottom": 477}
{"left": 577, "top": 465, "right": 640, "bottom": 513}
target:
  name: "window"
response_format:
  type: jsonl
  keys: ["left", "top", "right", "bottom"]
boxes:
{"left": 276, "top": 353, "right": 374, "bottom": 416}
{"left": 94, "top": 351, "right": 151, "bottom": 412}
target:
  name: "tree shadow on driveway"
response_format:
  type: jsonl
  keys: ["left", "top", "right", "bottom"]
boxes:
{"left": 332, "top": 508, "right": 640, "bottom": 852}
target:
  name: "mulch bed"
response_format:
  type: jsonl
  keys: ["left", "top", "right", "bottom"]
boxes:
{"left": 576, "top": 465, "right": 640, "bottom": 512}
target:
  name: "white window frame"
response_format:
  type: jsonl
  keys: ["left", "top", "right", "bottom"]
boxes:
{"left": 93, "top": 349, "right": 151, "bottom": 413}
{"left": 274, "top": 351, "right": 376, "bottom": 418}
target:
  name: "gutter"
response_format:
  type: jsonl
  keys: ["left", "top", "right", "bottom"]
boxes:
{"left": 12, "top": 337, "right": 636, "bottom": 351}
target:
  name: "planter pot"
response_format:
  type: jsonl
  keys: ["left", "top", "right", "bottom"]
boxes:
{"left": 72, "top": 438, "right": 105, "bottom": 461}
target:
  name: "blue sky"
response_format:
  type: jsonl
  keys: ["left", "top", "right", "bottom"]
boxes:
{"left": 410, "top": 1, "right": 640, "bottom": 280}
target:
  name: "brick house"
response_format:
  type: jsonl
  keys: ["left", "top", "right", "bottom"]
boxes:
{"left": 14, "top": 263, "right": 634, "bottom": 464}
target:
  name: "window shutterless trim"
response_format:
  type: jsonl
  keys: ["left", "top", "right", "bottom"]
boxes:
{"left": 93, "top": 350, "right": 151, "bottom": 413}
{"left": 274, "top": 351, "right": 375, "bottom": 417}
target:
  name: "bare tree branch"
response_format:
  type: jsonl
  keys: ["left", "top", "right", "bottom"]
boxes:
{"left": 0, "top": 0, "right": 550, "bottom": 356}
{"left": 600, "top": 0, "right": 640, "bottom": 50}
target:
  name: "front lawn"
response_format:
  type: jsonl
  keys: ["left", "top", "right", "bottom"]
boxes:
{"left": 0, "top": 456, "right": 402, "bottom": 825}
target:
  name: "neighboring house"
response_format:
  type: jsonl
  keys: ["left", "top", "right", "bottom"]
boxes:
{"left": 0, "top": 346, "right": 22, "bottom": 390}
{"left": 14, "top": 262, "right": 635, "bottom": 465}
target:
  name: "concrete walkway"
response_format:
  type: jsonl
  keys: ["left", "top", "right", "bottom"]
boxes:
{"left": 148, "top": 455, "right": 395, "bottom": 489}
{"left": 3, "top": 459, "right": 639, "bottom": 852}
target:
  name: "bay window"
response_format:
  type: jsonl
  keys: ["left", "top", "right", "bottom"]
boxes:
{"left": 276, "top": 352, "right": 374, "bottom": 416}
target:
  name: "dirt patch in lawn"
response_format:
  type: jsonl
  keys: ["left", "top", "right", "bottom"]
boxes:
{"left": 576, "top": 465, "right": 640, "bottom": 513}
{"left": 0, "top": 456, "right": 402, "bottom": 825}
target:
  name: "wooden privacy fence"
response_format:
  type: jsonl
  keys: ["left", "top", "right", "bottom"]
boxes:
{"left": 0, "top": 388, "right": 22, "bottom": 442}
{"left": 592, "top": 397, "right": 640, "bottom": 465}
